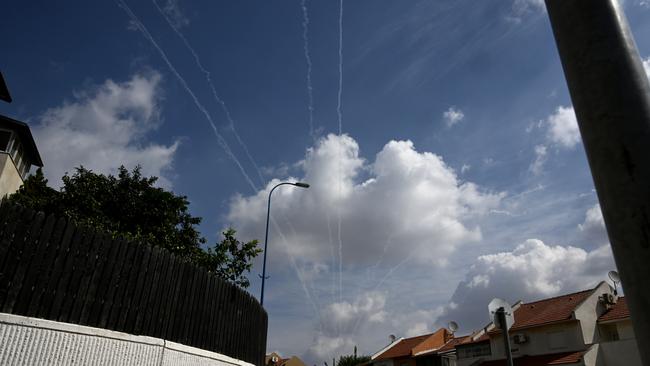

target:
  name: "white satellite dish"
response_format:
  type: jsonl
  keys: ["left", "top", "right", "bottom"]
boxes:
{"left": 488, "top": 298, "right": 514, "bottom": 331}
{"left": 608, "top": 270, "right": 620, "bottom": 284}
{"left": 608, "top": 270, "right": 621, "bottom": 295}
{"left": 448, "top": 321, "right": 459, "bottom": 334}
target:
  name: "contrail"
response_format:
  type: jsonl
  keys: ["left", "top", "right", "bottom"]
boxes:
{"left": 337, "top": 0, "right": 344, "bottom": 135}
{"left": 336, "top": 0, "right": 345, "bottom": 304}
{"left": 152, "top": 0, "right": 266, "bottom": 185}
{"left": 301, "top": 0, "right": 315, "bottom": 140}
{"left": 115, "top": 0, "right": 259, "bottom": 192}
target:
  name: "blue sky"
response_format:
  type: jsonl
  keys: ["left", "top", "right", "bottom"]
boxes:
{"left": 3, "top": 0, "right": 650, "bottom": 363}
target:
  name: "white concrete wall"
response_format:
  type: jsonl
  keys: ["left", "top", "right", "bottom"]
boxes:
{"left": 0, "top": 153, "right": 22, "bottom": 198}
{"left": 574, "top": 282, "right": 612, "bottom": 345}
{"left": 598, "top": 338, "right": 642, "bottom": 366}
{"left": 0, "top": 313, "right": 256, "bottom": 366}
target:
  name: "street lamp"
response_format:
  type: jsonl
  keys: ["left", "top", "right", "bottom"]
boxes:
{"left": 259, "top": 181, "right": 310, "bottom": 306}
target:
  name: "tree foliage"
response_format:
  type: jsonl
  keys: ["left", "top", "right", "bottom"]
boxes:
{"left": 8, "top": 166, "right": 261, "bottom": 288}
{"left": 335, "top": 348, "right": 371, "bottom": 366}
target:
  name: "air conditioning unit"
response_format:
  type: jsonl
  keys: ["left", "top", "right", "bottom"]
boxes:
{"left": 513, "top": 334, "right": 528, "bottom": 344}
{"left": 601, "top": 293, "right": 616, "bottom": 305}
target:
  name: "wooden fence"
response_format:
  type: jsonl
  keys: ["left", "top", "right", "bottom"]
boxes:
{"left": 0, "top": 201, "right": 267, "bottom": 366}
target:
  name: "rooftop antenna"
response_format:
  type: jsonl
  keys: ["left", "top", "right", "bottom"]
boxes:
{"left": 608, "top": 270, "right": 621, "bottom": 295}
{"left": 447, "top": 321, "right": 459, "bottom": 335}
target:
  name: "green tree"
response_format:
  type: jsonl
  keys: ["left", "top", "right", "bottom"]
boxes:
{"left": 8, "top": 166, "right": 261, "bottom": 288}
{"left": 335, "top": 348, "right": 371, "bottom": 366}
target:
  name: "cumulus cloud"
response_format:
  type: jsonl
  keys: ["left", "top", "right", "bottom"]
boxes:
{"left": 33, "top": 72, "right": 179, "bottom": 188}
{"left": 443, "top": 106, "right": 464, "bottom": 127}
{"left": 306, "top": 292, "right": 387, "bottom": 361}
{"left": 226, "top": 134, "right": 503, "bottom": 269}
{"left": 546, "top": 106, "right": 580, "bottom": 148}
{"left": 436, "top": 239, "right": 615, "bottom": 331}
{"left": 578, "top": 203, "right": 609, "bottom": 248}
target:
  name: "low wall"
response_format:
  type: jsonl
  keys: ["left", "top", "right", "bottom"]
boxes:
{"left": 0, "top": 312, "right": 255, "bottom": 366}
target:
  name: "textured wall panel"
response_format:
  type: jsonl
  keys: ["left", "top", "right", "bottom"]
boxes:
{"left": 0, "top": 313, "right": 255, "bottom": 366}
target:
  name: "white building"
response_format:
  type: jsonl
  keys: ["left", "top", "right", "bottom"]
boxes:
{"left": 0, "top": 114, "right": 43, "bottom": 197}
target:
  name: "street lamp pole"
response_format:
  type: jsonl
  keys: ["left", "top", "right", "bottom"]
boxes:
{"left": 260, "top": 181, "right": 310, "bottom": 306}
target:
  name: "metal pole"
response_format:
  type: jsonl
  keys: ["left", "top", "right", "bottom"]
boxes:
{"left": 496, "top": 308, "right": 514, "bottom": 366}
{"left": 259, "top": 185, "right": 274, "bottom": 307}
{"left": 545, "top": 1, "right": 650, "bottom": 364}
{"left": 259, "top": 182, "right": 309, "bottom": 306}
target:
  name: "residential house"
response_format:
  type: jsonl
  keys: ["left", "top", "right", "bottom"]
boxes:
{"left": 266, "top": 352, "right": 308, "bottom": 366}
{"left": 371, "top": 328, "right": 454, "bottom": 366}
{"left": 455, "top": 281, "right": 642, "bottom": 366}
{"left": 0, "top": 114, "right": 43, "bottom": 197}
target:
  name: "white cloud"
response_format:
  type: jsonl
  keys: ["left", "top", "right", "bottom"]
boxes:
{"left": 436, "top": 239, "right": 615, "bottom": 331}
{"left": 578, "top": 203, "right": 609, "bottom": 248}
{"left": 306, "top": 292, "right": 387, "bottom": 361}
{"left": 34, "top": 72, "right": 179, "bottom": 188}
{"left": 529, "top": 144, "right": 547, "bottom": 175}
{"left": 443, "top": 107, "right": 464, "bottom": 127}
{"left": 508, "top": 0, "right": 545, "bottom": 22}
{"left": 546, "top": 106, "right": 580, "bottom": 148}
{"left": 461, "top": 164, "right": 471, "bottom": 174}
{"left": 160, "top": 0, "right": 189, "bottom": 28}
{"left": 226, "top": 134, "right": 503, "bottom": 269}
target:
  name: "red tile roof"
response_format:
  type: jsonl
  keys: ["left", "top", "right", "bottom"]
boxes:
{"left": 508, "top": 289, "right": 592, "bottom": 331}
{"left": 479, "top": 350, "right": 587, "bottom": 366}
{"left": 374, "top": 333, "right": 433, "bottom": 360}
{"left": 435, "top": 336, "right": 470, "bottom": 353}
{"left": 599, "top": 297, "right": 630, "bottom": 322}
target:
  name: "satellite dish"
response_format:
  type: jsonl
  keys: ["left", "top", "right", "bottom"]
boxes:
{"left": 448, "top": 321, "right": 459, "bottom": 333}
{"left": 608, "top": 270, "right": 621, "bottom": 295}
{"left": 488, "top": 298, "right": 514, "bottom": 331}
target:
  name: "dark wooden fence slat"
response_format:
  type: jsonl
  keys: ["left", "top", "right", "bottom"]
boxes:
{"left": 11, "top": 213, "right": 57, "bottom": 314}
{"left": 0, "top": 205, "right": 30, "bottom": 271}
{"left": 0, "top": 209, "right": 42, "bottom": 312}
{"left": 59, "top": 228, "right": 97, "bottom": 323}
{"left": 133, "top": 245, "right": 159, "bottom": 335}
{"left": 162, "top": 256, "right": 184, "bottom": 340}
{"left": 149, "top": 250, "right": 171, "bottom": 339}
{"left": 69, "top": 230, "right": 105, "bottom": 324}
{"left": 49, "top": 225, "right": 87, "bottom": 320}
{"left": 112, "top": 242, "right": 144, "bottom": 331}
{"left": 26, "top": 217, "right": 68, "bottom": 317}
{"left": 108, "top": 242, "right": 136, "bottom": 329}
{"left": 123, "top": 244, "right": 151, "bottom": 334}
{"left": 141, "top": 246, "right": 165, "bottom": 334}
{"left": 79, "top": 233, "right": 114, "bottom": 326}
{"left": 97, "top": 237, "right": 128, "bottom": 328}
{"left": 154, "top": 250, "right": 177, "bottom": 338}
{"left": 37, "top": 222, "right": 76, "bottom": 319}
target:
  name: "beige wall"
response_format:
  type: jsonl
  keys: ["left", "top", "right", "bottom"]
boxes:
{"left": 598, "top": 339, "right": 642, "bottom": 366}
{"left": 488, "top": 321, "right": 584, "bottom": 359}
{"left": 0, "top": 153, "right": 23, "bottom": 198}
{"left": 574, "top": 282, "right": 613, "bottom": 345}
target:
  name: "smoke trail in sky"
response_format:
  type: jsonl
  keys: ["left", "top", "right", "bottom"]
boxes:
{"left": 116, "top": 0, "right": 259, "bottom": 192}
{"left": 301, "top": 0, "right": 315, "bottom": 140}
{"left": 271, "top": 217, "right": 324, "bottom": 331}
{"left": 117, "top": 1, "right": 323, "bottom": 320}
{"left": 152, "top": 0, "right": 265, "bottom": 185}
{"left": 335, "top": 0, "right": 345, "bottom": 307}
{"left": 337, "top": 0, "right": 344, "bottom": 135}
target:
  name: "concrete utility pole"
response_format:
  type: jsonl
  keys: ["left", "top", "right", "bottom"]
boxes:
{"left": 545, "top": 1, "right": 650, "bottom": 364}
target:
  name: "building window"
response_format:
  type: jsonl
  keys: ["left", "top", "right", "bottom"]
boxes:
{"left": 0, "top": 129, "right": 11, "bottom": 152}
{"left": 457, "top": 343, "right": 491, "bottom": 359}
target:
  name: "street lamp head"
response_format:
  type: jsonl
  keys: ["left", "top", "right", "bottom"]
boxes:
{"left": 293, "top": 182, "right": 310, "bottom": 188}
